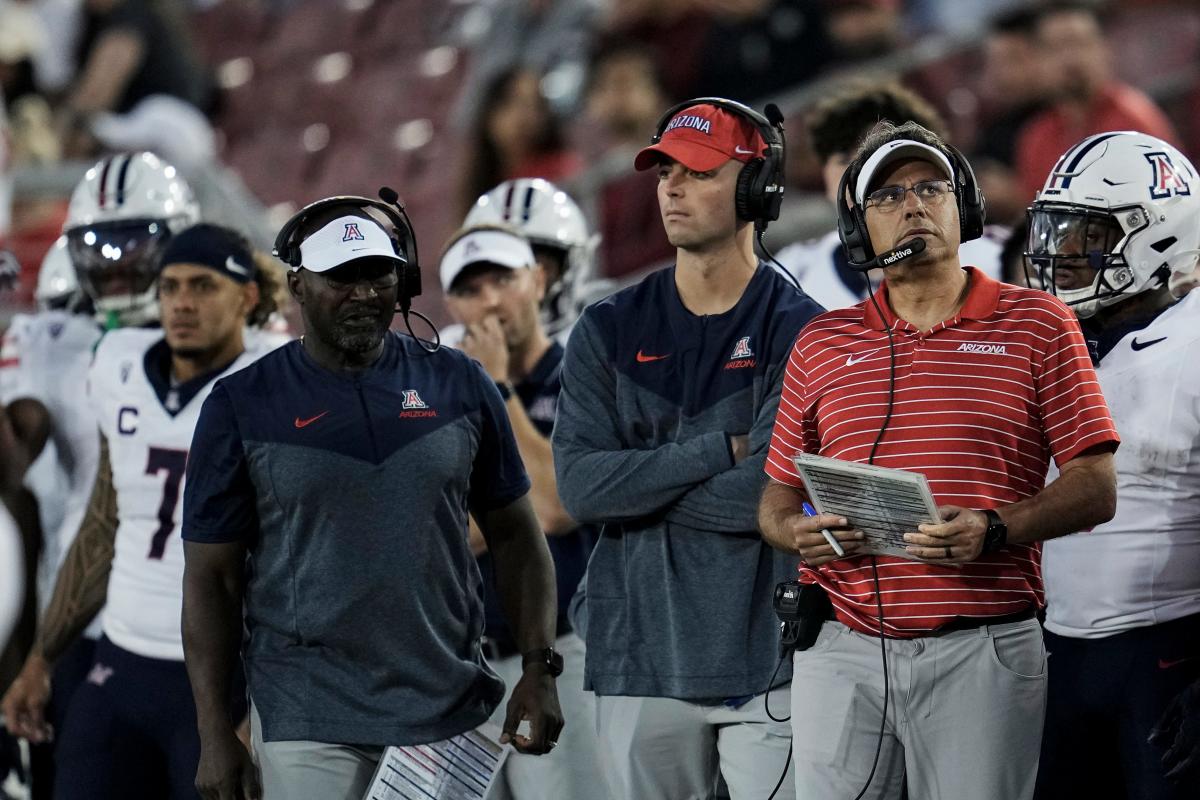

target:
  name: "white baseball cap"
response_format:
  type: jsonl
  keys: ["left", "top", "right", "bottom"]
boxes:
{"left": 440, "top": 227, "right": 536, "bottom": 292}
{"left": 297, "top": 214, "right": 407, "bottom": 273}
{"left": 855, "top": 139, "right": 955, "bottom": 207}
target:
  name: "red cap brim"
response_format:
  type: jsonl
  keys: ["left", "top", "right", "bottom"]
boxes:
{"left": 634, "top": 139, "right": 734, "bottom": 173}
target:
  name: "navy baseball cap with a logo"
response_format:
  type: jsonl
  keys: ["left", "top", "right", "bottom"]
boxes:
{"left": 634, "top": 103, "right": 767, "bottom": 173}
{"left": 297, "top": 215, "right": 407, "bottom": 273}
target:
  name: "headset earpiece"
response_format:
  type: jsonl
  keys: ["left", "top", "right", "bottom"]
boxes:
{"left": 836, "top": 166, "right": 875, "bottom": 265}
{"left": 735, "top": 159, "right": 763, "bottom": 223}
{"left": 945, "top": 143, "right": 985, "bottom": 242}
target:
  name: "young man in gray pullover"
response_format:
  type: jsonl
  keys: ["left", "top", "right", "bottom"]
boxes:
{"left": 552, "top": 99, "right": 823, "bottom": 799}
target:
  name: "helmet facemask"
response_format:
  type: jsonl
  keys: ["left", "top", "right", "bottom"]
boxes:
{"left": 66, "top": 218, "right": 173, "bottom": 325}
{"left": 1025, "top": 202, "right": 1152, "bottom": 318}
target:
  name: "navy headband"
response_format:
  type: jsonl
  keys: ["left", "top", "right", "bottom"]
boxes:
{"left": 158, "top": 223, "right": 256, "bottom": 284}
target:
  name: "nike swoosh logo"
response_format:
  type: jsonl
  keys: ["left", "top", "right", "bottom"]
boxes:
{"left": 1131, "top": 336, "right": 1167, "bottom": 351}
{"left": 1159, "top": 657, "right": 1192, "bottom": 669}
{"left": 734, "top": 145, "right": 755, "bottom": 155}
{"left": 636, "top": 350, "right": 670, "bottom": 363}
{"left": 846, "top": 352, "right": 873, "bottom": 366}
{"left": 225, "top": 256, "right": 249, "bottom": 276}
{"left": 294, "top": 411, "right": 330, "bottom": 428}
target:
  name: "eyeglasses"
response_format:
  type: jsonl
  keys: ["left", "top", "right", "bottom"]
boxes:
{"left": 865, "top": 179, "right": 955, "bottom": 213}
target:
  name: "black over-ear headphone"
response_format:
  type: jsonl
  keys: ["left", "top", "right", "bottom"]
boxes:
{"left": 836, "top": 141, "right": 985, "bottom": 269}
{"left": 649, "top": 96, "right": 786, "bottom": 229}
{"left": 272, "top": 187, "right": 423, "bottom": 309}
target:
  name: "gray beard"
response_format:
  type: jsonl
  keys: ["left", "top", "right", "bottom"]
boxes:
{"left": 333, "top": 327, "right": 386, "bottom": 353}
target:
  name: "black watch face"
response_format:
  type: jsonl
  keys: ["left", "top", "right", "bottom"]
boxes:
{"left": 984, "top": 514, "right": 1007, "bottom": 551}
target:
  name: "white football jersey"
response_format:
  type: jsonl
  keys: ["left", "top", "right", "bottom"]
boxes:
{"left": 0, "top": 311, "right": 102, "bottom": 622}
{"left": 91, "top": 328, "right": 277, "bottom": 660}
{"left": 772, "top": 226, "right": 1008, "bottom": 311}
{"left": 245, "top": 326, "right": 293, "bottom": 352}
{"left": 1043, "top": 289, "right": 1200, "bottom": 638}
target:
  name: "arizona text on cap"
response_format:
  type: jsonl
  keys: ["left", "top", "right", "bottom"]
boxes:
{"left": 298, "top": 214, "right": 406, "bottom": 273}
{"left": 855, "top": 139, "right": 955, "bottom": 207}
{"left": 440, "top": 227, "right": 536, "bottom": 293}
{"left": 634, "top": 103, "right": 767, "bottom": 173}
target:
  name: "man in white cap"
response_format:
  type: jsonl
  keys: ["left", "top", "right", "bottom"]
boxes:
{"left": 441, "top": 223, "right": 608, "bottom": 800}
{"left": 759, "top": 120, "right": 1121, "bottom": 799}
{"left": 182, "top": 202, "right": 563, "bottom": 800}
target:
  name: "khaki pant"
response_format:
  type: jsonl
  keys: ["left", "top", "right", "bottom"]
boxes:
{"left": 250, "top": 703, "right": 384, "bottom": 800}
{"left": 594, "top": 689, "right": 795, "bottom": 800}
{"left": 790, "top": 618, "right": 1047, "bottom": 800}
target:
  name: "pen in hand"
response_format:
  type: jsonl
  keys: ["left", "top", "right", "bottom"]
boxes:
{"left": 802, "top": 501, "right": 846, "bottom": 557}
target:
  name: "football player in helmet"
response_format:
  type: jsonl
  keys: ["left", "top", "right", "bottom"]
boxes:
{"left": 1, "top": 155, "right": 200, "bottom": 794}
{"left": 464, "top": 178, "right": 608, "bottom": 340}
{"left": 34, "top": 236, "right": 92, "bottom": 315}
{"left": 1029, "top": 131, "right": 1200, "bottom": 798}
{"left": 63, "top": 151, "right": 200, "bottom": 328}
{"left": 1, "top": 222, "right": 283, "bottom": 799}
{"left": 0, "top": 238, "right": 114, "bottom": 800}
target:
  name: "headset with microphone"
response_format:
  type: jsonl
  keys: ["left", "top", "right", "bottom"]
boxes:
{"left": 824, "top": 135, "right": 986, "bottom": 800}
{"left": 273, "top": 188, "right": 439, "bottom": 350}
{"left": 835, "top": 140, "right": 985, "bottom": 271}
{"left": 649, "top": 96, "right": 810, "bottom": 299}
{"left": 648, "top": 96, "right": 787, "bottom": 231}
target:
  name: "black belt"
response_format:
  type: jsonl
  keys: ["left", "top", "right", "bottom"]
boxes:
{"left": 826, "top": 606, "right": 1037, "bottom": 634}
{"left": 935, "top": 607, "right": 1037, "bottom": 633}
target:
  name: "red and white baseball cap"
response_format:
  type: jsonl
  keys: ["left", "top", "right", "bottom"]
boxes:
{"left": 634, "top": 103, "right": 767, "bottom": 173}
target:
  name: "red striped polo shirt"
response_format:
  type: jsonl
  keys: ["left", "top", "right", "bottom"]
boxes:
{"left": 765, "top": 268, "right": 1120, "bottom": 637}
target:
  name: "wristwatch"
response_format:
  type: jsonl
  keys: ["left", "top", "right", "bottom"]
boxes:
{"left": 981, "top": 508, "right": 1008, "bottom": 555}
{"left": 521, "top": 647, "right": 564, "bottom": 677}
{"left": 495, "top": 380, "right": 514, "bottom": 401}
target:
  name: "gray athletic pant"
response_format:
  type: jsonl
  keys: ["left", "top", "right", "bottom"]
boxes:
{"left": 594, "top": 689, "right": 795, "bottom": 800}
{"left": 484, "top": 632, "right": 610, "bottom": 800}
{"left": 790, "top": 617, "right": 1047, "bottom": 800}
{"left": 250, "top": 703, "right": 384, "bottom": 800}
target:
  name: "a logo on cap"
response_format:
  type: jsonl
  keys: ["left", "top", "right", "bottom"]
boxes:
{"left": 225, "top": 256, "right": 250, "bottom": 276}
{"left": 465, "top": 240, "right": 481, "bottom": 257}
{"left": 342, "top": 223, "right": 366, "bottom": 242}
{"left": 665, "top": 114, "right": 712, "bottom": 136}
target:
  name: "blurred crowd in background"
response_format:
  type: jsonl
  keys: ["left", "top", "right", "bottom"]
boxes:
{"left": 0, "top": 0, "right": 1197, "bottom": 328}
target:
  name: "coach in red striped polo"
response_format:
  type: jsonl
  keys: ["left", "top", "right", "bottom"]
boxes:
{"left": 758, "top": 120, "right": 1121, "bottom": 800}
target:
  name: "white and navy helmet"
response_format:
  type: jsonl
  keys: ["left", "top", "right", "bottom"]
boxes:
{"left": 34, "top": 235, "right": 85, "bottom": 312}
{"left": 63, "top": 152, "right": 200, "bottom": 326}
{"left": 465, "top": 178, "right": 601, "bottom": 335}
{"left": 1027, "top": 131, "right": 1200, "bottom": 317}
